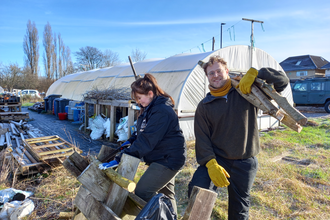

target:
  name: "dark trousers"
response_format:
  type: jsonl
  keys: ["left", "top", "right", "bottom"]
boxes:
{"left": 188, "top": 156, "right": 258, "bottom": 220}
{"left": 135, "top": 162, "right": 179, "bottom": 214}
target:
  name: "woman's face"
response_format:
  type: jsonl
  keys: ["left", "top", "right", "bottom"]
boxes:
{"left": 135, "top": 91, "right": 154, "bottom": 107}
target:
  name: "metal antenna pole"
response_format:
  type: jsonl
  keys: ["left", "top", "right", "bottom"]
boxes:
{"left": 220, "top": 23, "right": 226, "bottom": 49}
{"left": 242, "top": 18, "right": 263, "bottom": 67}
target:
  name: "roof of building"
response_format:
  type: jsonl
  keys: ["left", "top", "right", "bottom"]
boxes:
{"left": 321, "top": 62, "right": 330, "bottom": 69}
{"left": 280, "top": 55, "right": 329, "bottom": 72}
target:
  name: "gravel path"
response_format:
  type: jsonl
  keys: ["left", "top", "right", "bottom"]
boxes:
{"left": 295, "top": 106, "right": 330, "bottom": 119}
{"left": 22, "top": 107, "right": 113, "bottom": 156}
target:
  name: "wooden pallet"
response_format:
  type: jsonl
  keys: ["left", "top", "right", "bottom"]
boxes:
{"left": 22, "top": 135, "right": 81, "bottom": 161}
{"left": 0, "top": 112, "right": 28, "bottom": 121}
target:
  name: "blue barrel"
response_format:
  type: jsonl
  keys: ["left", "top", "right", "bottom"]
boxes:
{"left": 44, "top": 98, "right": 49, "bottom": 112}
{"left": 72, "top": 108, "right": 81, "bottom": 121}
{"left": 47, "top": 95, "right": 62, "bottom": 111}
{"left": 54, "top": 98, "right": 61, "bottom": 117}
{"left": 65, "top": 105, "right": 69, "bottom": 114}
{"left": 59, "top": 99, "right": 70, "bottom": 113}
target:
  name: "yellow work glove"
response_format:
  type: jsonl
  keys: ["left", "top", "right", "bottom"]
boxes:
{"left": 206, "top": 159, "right": 230, "bottom": 187}
{"left": 236, "top": 67, "right": 258, "bottom": 94}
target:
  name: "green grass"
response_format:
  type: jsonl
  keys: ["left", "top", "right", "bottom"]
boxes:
{"left": 21, "top": 102, "right": 36, "bottom": 107}
{"left": 1, "top": 117, "right": 329, "bottom": 219}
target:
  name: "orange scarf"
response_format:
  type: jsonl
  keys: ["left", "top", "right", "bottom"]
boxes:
{"left": 209, "top": 79, "right": 232, "bottom": 97}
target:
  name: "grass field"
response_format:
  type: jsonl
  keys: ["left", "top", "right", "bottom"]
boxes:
{"left": 0, "top": 117, "right": 329, "bottom": 219}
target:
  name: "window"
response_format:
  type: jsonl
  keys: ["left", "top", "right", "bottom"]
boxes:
{"left": 296, "top": 71, "right": 307, "bottom": 76}
{"left": 311, "top": 82, "right": 324, "bottom": 91}
{"left": 296, "top": 61, "right": 302, "bottom": 65}
{"left": 293, "top": 83, "right": 307, "bottom": 91}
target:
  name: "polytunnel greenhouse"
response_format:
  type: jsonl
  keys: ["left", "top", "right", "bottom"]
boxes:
{"left": 46, "top": 45, "right": 293, "bottom": 141}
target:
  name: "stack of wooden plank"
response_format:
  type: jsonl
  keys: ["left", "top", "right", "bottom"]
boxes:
{"left": 64, "top": 145, "right": 217, "bottom": 220}
{"left": 23, "top": 135, "right": 79, "bottom": 161}
{"left": 0, "top": 101, "right": 22, "bottom": 112}
{"left": 0, "top": 112, "right": 28, "bottom": 121}
{"left": 1, "top": 121, "right": 81, "bottom": 175}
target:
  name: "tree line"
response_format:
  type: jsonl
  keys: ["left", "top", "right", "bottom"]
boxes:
{"left": 0, "top": 20, "right": 147, "bottom": 93}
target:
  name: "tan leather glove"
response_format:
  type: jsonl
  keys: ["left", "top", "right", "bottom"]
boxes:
{"left": 206, "top": 159, "right": 230, "bottom": 187}
{"left": 236, "top": 67, "right": 258, "bottom": 94}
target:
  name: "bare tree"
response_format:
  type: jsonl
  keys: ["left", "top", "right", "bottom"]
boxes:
{"left": 58, "top": 34, "right": 64, "bottom": 78}
{"left": 43, "top": 22, "right": 54, "bottom": 79}
{"left": 62, "top": 46, "right": 74, "bottom": 76}
{"left": 75, "top": 46, "right": 103, "bottom": 70}
{"left": 130, "top": 48, "right": 147, "bottom": 62}
{"left": 23, "top": 20, "right": 39, "bottom": 76}
{"left": 102, "top": 49, "right": 120, "bottom": 67}
{"left": 52, "top": 32, "right": 58, "bottom": 79}
{"left": 0, "top": 63, "right": 22, "bottom": 92}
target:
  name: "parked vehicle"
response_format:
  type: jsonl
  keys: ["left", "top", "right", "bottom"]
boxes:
{"left": 18, "top": 89, "right": 41, "bottom": 98}
{"left": 292, "top": 77, "right": 330, "bottom": 113}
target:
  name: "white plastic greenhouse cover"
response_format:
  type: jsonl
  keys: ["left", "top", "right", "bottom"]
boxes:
{"left": 47, "top": 45, "right": 292, "bottom": 114}
{"left": 46, "top": 45, "right": 293, "bottom": 139}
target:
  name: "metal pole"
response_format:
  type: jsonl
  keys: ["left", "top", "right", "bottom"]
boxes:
{"left": 220, "top": 23, "right": 226, "bottom": 49}
{"left": 242, "top": 18, "right": 263, "bottom": 67}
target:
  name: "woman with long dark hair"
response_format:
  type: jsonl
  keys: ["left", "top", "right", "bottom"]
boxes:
{"left": 100, "top": 73, "right": 186, "bottom": 214}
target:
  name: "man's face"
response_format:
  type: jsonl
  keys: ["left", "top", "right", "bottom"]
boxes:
{"left": 206, "top": 62, "right": 229, "bottom": 89}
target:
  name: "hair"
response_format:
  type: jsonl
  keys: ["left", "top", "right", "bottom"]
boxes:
{"left": 131, "top": 73, "right": 175, "bottom": 105}
{"left": 202, "top": 56, "right": 228, "bottom": 75}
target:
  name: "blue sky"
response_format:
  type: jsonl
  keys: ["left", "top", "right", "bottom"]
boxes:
{"left": 1, "top": 0, "right": 330, "bottom": 76}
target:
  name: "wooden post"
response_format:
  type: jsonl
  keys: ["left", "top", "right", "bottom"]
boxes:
{"left": 104, "top": 154, "right": 140, "bottom": 216}
{"left": 182, "top": 186, "right": 217, "bottom": 220}
{"left": 127, "top": 106, "right": 135, "bottom": 139}
{"left": 84, "top": 102, "right": 88, "bottom": 132}
{"left": 96, "top": 104, "right": 101, "bottom": 115}
{"left": 109, "top": 106, "right": 116, "bottom": 142}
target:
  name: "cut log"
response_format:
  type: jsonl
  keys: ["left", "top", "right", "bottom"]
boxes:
{"left": 182, "top": 186, "right": 217, "bottom": 220}
{"left": 58, "top": 211, "right": 74, "bottom": 219}
{"left": 69, "top": 152, "right": 89, "bottom": 172}
{"left": 91, "top": 159, "right": 136, "bottom": 193}
{"left": 74, "top": 186, "right": 121, "bottom": 220}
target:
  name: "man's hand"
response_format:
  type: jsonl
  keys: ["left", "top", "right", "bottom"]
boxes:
{"left": 206, "top": 159, "right": 230, "bottom": 187}
{"left": 98, "top": 160, "right": 119, "bottom": 170}
{"left": 236, "top": 67, "right": 258, "bottom": 94}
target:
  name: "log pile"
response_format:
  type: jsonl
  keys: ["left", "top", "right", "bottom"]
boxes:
{"left": 64, "top": 145, "right": 217, "bottom": 220}
{"left": 1, "top": 120, "right": 81, "bottom": 175}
